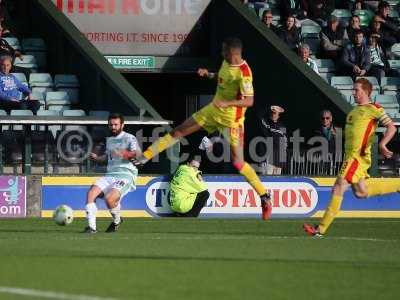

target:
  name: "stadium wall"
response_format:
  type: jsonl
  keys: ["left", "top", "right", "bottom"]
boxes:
{"left": 2, "top": 175, "right": 399, "bottom": 219}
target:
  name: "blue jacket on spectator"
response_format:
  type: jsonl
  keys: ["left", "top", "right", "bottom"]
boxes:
{"left": 0, "top": 72, "right": 30, "bottom": 101}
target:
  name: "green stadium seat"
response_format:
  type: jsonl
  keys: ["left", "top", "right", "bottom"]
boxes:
{"left": 301, "top": 25, "right": 321, "bottom": 38}
{"left": 353, "top": 10, "right": 374, "bottom": 26}
{"left": 331, "top": 76, "right": 354, "bottom": 89}
{"left": 62, "top": 109, "right": 86, "bottom": 131}
{"left": 319, "top": 72, "right": 333, "bottom": 84}
{"left": 389, "top": 10, "right": 400, "bottom": 19}
{"left": 331, "top": 9, "right": 351, "bottom": 26}
{"left": 14, "top": 55, "right": 38, "bottom": 72}
{"left": 384, "top": 107, "right": 399, "bottom": 118}
{"left": 29, "top": 73, "right": 53, "bottom": 88}
{"left": 374, "top": 94, "right": 399, "bottom": 109}
{"left": 390, "top": 44, "right": 400, "bottom": 58}
{"left": 339, "top": 90, "right": 353, "bottom": 102}
{"left": 0, "top": 110, "right": 8, "bottom": 130}
{"left": 3, "top": 37, "right": 21, "bottom": 50}
{"left": 356, "top": 76, "right": 380, "bottom": 90}
{"left": 381, "top": 77, "right": 400, "bottom": 91}
{"left": 31, "top": 91, "right": 45, "bottom": 109}
{"left": 388, "top": 60, "right": 400, "bottom": 69}
{"left": 32, "top": 87, "right": 53, "bottom": 95}
{"left": 46, "top": 91, "right": 71, "bottom": 112}
{"left": 54, "top": 75, "right": 79, "bottom": 88}
{"left": 316, "top": 59, "right": 335, "bottom": 73}
{"left": 89, "top": 110, "right": 110, "bottom": 117}
{"left": 22, "top": 38, "right": 46, "bottom": 52}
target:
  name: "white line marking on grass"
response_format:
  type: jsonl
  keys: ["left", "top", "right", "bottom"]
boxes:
{"left": 0, "top": 287, "right": 117, "bottom": 300}
{"left": 1, "top": 235, "right": 397, "bottom": 243}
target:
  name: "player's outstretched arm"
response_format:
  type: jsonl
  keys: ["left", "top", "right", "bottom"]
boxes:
{"left": 197, "top": 68, "right": 216, "bottom": 80}
{"left": 379, "top": 122, "right": 396, "bottom": 158}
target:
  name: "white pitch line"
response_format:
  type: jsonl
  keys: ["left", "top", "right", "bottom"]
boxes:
{"left": 0, "top": 287, "right": 117, "bottom": 300}
{"left": 0, "top": 235, "right": 398, "bottom": 243}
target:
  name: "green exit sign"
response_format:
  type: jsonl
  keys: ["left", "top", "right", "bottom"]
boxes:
{"left": 105, "top": 56, "right": 155, "bottom": 69}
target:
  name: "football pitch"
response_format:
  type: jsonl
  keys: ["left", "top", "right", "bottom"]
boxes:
{"left": 0, "top": 218, "right": 399, "bottom": 300}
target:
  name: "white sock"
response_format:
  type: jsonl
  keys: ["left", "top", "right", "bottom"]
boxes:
{"left": 85, "top": 202, "right": 97, "bottom": 230}
{"left": 110, "top": 202, "right": 121, "bottom": 225}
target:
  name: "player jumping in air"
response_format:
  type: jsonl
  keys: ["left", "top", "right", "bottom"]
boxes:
{"left": 84, "top": 113, "right": 140, "bottom": 233}
{"left": 134, "top": 37, "right": 273, "bottom": 220}
{"left": 304, "top": 78, "right": 397, "bottom": 237}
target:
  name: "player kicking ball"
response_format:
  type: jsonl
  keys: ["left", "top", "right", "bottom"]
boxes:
{"left": 133, "top": 37, "right": 273, "bottom": 220}
{"left": 83, "top": 113, "right": 140, "bottom": 233}
{"left": 304, "top": 78, "right": 397, "bottom": 237}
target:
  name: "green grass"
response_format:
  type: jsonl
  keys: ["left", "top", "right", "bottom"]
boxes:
{"left": 0, "top": 218, "right": 400, "bottom": 300}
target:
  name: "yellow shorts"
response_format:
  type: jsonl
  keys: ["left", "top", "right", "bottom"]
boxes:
{"left": 338, "top": 155, "right": 371, "bottom": 184}
{"left": 192, "top": 103, "right": 245, "bottom": 148}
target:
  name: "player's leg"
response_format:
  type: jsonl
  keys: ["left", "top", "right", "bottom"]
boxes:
{"left": 181, "top": 190, "right": 210, "bottom": 217}
{"left": 104, "top": 189, "right": 123, "bottom": 232}
{"left": 84, "top": 184, "right": 104, "bottom": 233}
{"left": 227, "top": 126, "right": 272, "bottom": 220}
{"left": 359, "top": 179, "right": 400, "bottom": 197}
{"left": 104, "top": 177, "right": 133, "bottom": 232}
{"left": 141, "top": 117, "right": 203, "bottom": 162}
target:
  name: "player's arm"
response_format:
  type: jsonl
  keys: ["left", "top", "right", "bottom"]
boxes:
{"left": 197, "top": 68, "right": 217, "bottom": 80}
{"left": 90, "top": 153, "right": 107, "bottom": 162}
{"left": 214, "top": 96, "right": 254, "bottom": 108}
{"left": 378, "top": 113, "right": 396, "bottom": 158}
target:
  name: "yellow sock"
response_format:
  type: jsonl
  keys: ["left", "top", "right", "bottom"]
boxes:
{"left": 143, "top": 133, "right": 178, "bottom": 160}
{"left": 239, "top": 163, "right": 267, "bottom": 196}
{"left": 319, "top": 194, "right": 343, "bottom": 234}
{"left": 366, "top": 180, "right": 399, "bottom": 197}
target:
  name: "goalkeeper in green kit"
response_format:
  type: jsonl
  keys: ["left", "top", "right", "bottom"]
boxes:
{"left": 168, "top": 157, "right": 210, "bottom": 217}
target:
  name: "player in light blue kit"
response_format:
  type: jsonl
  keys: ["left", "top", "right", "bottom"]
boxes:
{"left": 83, "top": 113, "right": 141, "bottom": 233}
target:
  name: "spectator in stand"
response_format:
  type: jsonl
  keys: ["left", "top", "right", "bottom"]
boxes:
{"left": 346, "top": 15, "right": 367, "bottom": 43}
{"left": 313, "top": 110, "right": 340, "bottom": 156}
{"left": 320, "top": 15, "right": 349, "bottom": 61}
{"left": 351, "top": 0, "right": 366, "bottom": 13}
{"left": 258, "top": 105, "right": 287, "bottom": 175}
{"left": 341, "top": 29, "right": 370, "bottom": 78}
{"left": 367, "top": 16, "right": 397, "bottom": 49}
{"left": 299, "top": 44, "right": 319, "bottom": 74}
{"left": 0, "top": 29, "right": 30, "bottom": 78}
{"left": 279, "top": 0, "right": 308, "bottom": 22}
{"left": 262, "top": 9, "right": 279, "bottom": 33}
{"left": 375, "top": 1, "right": 400, "bottom": 42}
{"left": 278, "top": 15, "right": 301, "bottom": 52}
{"left": 0, "top": 56, "right": 39, "bottom": 114}
{"left": 308, "top": 0, "right": 335, "bottom": 27}
{"left": 368, "top": 34, "right": 397, "bottom": 81}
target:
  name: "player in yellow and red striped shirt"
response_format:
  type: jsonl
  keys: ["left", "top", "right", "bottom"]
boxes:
{"left": 134, "top": 37, "right": 273, "bottom": 220}
{"left": 304, "top": 78, "right": 398, "bottom": 237}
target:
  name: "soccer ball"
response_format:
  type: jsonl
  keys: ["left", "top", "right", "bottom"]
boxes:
{"left": 53, "top": 205, "right": 74, "bottom": 226}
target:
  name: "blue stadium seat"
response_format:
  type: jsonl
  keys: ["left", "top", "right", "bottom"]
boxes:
{"left": 316, "top": 59, "right": 336, "bottom": 73}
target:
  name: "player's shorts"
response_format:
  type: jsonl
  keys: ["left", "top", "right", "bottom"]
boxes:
{"left": 94, "top": 174, "right": 136, "bottom": 199}
{"left": 338, "top": 155, "right": 371, "bottom": 184}
{"left": 192, "top": 103, "right": 244, "bottom": 148}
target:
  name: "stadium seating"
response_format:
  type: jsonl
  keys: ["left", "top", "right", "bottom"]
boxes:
{"left": 54, "top": 74, "right": 80, "bottom": 104}
{"left": 22, "top": 38, "right": 47, "bottom": 69}
{"left": 374, "top": 94, "right": 400, "bottom": 109}
{"left": 3, "top": 37, "right": 21, "bottom": 50}
{"left": 331, "top": 76, "right": 354, "bottom": 89}
{"left": 381, "top": 77, "right": 400, "bottom": 91}
{"left": 356, "top": 77, "right": 380, "bottom": 90}
{"left": 14, "top": 55, "right": 38, "bottom": 72}
{"left": 10, "top": 110, "right": 33, "bottom": 131}
{"left": 29, "top": 73, "right": 53, "bottom": 88}
{"left": 36, "top": 110, "right": 61, "bottom": 138}
{"left": 11, "top": 73, "right": 28, "bottom": 87}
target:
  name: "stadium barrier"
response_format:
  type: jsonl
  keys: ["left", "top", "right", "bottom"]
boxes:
{"left": 3, "top": 175, "right": 399, "bottom": 219}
